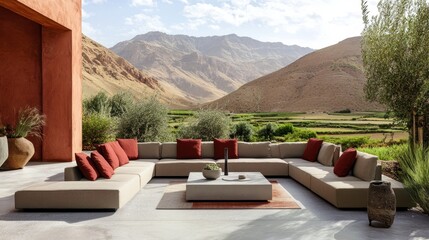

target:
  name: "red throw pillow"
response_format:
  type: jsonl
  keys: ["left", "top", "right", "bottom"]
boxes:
{"left": 97, "top": 143, "right": 120, "bottom": 169}
{"left": 302, "top": 138, "right": 323, "bottom": 162}
{"left": 214, "top": 138, "right": 238, "bottom": 160}
{"left": 91, "top": 150, "right": 114, "bottom": 179}
{"left": 117, "top": 138, "right": 138, "bottom": 160}
{"left": 176, "top": 139, "right": 202, "bottom": 159}
{"left": 110, "top": 141, "right": 129, "bottom": 166}
{"left": 75, "top": 152, "right": 99, "bottom": 181}
{"left": 334, "top": 148, "right": 357, "bottom": 177}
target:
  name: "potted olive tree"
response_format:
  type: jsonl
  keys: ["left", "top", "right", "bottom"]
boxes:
{"left": 202, "top": 163, "right": 222, "bottom": 180}
{"left": 1, "top": 107, "right": 46, "bottom": 170}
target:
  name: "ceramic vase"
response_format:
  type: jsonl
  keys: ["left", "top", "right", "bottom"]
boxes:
{"left": 202, "top": 168, "right": 222, "bottom": 180}
{"left": 1, "top": 137, "right": 35, "bottom": 170}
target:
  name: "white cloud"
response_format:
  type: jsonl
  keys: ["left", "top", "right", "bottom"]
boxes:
{"left": 125, "top": 13, "right": 168, "bottom": 32}
{"left": 131, "top": 0, "right": 154, "bottom": 7}
{"left": 82, "top": 21, "right": 98, "bottom": 36}
{"left": 82, "top": 8, "right": 91, "bottom": 19}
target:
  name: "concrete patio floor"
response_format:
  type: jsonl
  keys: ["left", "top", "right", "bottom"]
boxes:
{"left": 0, "top": 162, "right": 428, "bottom": 240}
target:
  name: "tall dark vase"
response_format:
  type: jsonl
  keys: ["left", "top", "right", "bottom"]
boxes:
{"left": 224, "top": 147, "right": 228, "bottom": 175}
{"left": 368, "top": 181, "right": 396, "bottom": 228}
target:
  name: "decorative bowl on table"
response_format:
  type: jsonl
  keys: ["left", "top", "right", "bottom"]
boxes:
{"left": 202, "top": 163, "right": 222, "bottom": 180}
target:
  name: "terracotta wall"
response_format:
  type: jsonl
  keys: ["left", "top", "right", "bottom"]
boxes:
{"left": 0, "top": 0, "right": 82, "bottom": 162}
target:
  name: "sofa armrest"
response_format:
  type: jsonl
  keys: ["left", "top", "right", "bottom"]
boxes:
{"left": 64, "top": 166, "right": 83, "bottom": 181}
{"left": 374, "top": 163, "right": 382, "bottom": 180}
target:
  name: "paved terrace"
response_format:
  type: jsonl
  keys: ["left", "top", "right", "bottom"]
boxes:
{"left": 0, "top": 162, "right": 428, "bottom": 240}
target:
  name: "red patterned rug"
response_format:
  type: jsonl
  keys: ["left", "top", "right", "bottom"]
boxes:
{"left": 156, "top": 180, "right": 301, "bottom": 209}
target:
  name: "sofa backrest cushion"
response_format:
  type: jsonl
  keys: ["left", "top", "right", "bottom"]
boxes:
{"left": 117, "top": 138, "right": 138, "bottom": 160}
{"left": 278, "top": 142, "right": 307, "bottom": 158}
{"left": 75, "top": 152, "right": 99, "bottom": 181}
{"left": 177, "top": 139, "right": 202, "bottom": 159}
{"left": 91, "top": 150, "right": 114, "bottom": 179}
{"left": 110, "top": 141, "right": 129, "bottom": 166}
{"left": 238, "top": 142, "right": 270, "bottom": 158}
{"left": 201, "top": 141, "right": 214, "bottom": 158}
{"left": 96, "top": 143, "right": 120, "bottom": 169}
{"left": 269, "top": 143, "right": 280, "bottom": 158}
{"left": 161, "top": 142, "right": 177, "bottom": 158}
{"left": 214, "top": 139, "right": 238, "bottom": 159}
{"left": 302, "top": 138, "right": 323, "bottom": 162}
{"left": 333, "top": 148, "right": 357, "bottom": 177}
{"left": 353, "top": 151, "right": 378, "bottom": 181}
{"left": 317, "top": 142, "right": 336, "bottom": 166}
{"left": 138, "top": 142, "right": 161, "bottom": 159}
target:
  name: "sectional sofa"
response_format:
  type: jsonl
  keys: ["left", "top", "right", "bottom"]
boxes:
{"left": 15, "top": 141, "right": 414, "bottom": 210}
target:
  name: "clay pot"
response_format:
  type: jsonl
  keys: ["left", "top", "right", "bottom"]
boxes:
{"left": 368, "top": 181, "right": 396, "bottom": 228}
{"left": 0, "top": 136, "right": 8, "bottom": 166}
{"left": 0, "top": 137, "right": 35, "bottom": 170}
{"left": 202, "top": 168, "right": 222, "bottom": 180}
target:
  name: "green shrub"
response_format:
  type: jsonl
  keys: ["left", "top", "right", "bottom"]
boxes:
{"left": 178, "top": 109, "right": 231, "bottom": 140}
{"left": 82, "top": 113, "right": 116, "bottom": 149}
{"left": 110, "top": 92, "right": 133, "bottom": 117}
{"left": 320, "top": 136, "right": 372, "bottom": 149}
{"left": 117, "top": 97, "right": 169, "bottom": 142}
{"left": 334, "top": 108, "right": 351, "bottom": 113}
{"left": 283, "top": 128, "right": 317, "bottom": 141}
{"left": 257, "top": 123, "right": 278, "bottom": 141}
{"left": 397, "top": 146, "right": 429, "bottom": 213}
{"left": 357, "top": 144, "right": 408, "bottom": 160}
{"left": 84, "top": 92, "right": 134, "bottom": 117}
{"left": 275, "top": 123, "right": 294, "bottom": 136}
{"left": 83, "top": 92, "right": 111, "bottom": 116}
{"left": 230, "top": 122, "right": 253, "bottom": 141}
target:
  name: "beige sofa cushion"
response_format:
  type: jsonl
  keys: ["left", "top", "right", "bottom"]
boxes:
{"left": 161, "top": 142, "right": 177, "bottom": 158}
{"left": 201, "top": 141, "right": 214, "bottom": 158}
{"left": 270, "top": 143, "right": 280, "bottom": 158}
{"left": 216, "top": 158, "right": 288, "bottom": 176}
{"left": 317, "top": 142, "right": 336, "bottom": 166}
{"left": 278, "top": 142, "right": 307, "bottom": 158}
{"left": 155, "top": 159, "right": 215, "bottom": 177}
{"left": 238, "top": 142, "right": 270, "bottom": 158}
{"left": 353, "top": 151, "right": 378, "bottom": 181}
{"left": 137, "top": 142, "right": 161, "bottom": 159}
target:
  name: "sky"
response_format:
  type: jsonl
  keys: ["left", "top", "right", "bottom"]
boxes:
{"left": 82, "top": 0, "right": 379, "bottom": 49}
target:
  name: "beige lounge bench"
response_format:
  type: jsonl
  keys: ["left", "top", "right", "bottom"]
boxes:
{"left": 15, "top": 141, "right": 415, "bottom": 210}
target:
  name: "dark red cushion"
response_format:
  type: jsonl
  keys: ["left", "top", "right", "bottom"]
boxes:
{"left": 110, "top": 141, "right": 129, "bottom": 166}
{"left": 117, "top": 138, "right": 138, "bottom": 160}
{"left": 91, "top": 150, "right": 114, "bottom": 179}
{"left": 97, "top": 143, "right": 120, "bottom": 169}
{"left": 334, "top": 148, "right": 357, "bottom": 177}
{"left": 302, "top": 138, "right": 323, "bottom": 161}
{"left": 176, "top": 139, "right": 202, "bottom": 159}
{"left": 214, "top": 138, "right": 238, "bottom": 160}
{"left": 75, "top": 152, "right": 99, "bottom": 181}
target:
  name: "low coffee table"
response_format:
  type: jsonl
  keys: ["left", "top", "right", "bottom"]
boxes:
{"left": 186, "top": 172, "right": 272, "bottom": 201}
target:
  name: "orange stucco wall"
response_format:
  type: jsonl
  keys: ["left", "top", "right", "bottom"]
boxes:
{"left": 0, "top": 0, "right": 82, "bottom": 162}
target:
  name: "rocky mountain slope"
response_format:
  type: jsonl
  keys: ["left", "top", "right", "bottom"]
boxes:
{"left": 207, "top": 37, "right": 383, "bottom": 112}
{"left": 82, "top": 35, "right": 191, "bottom": 108}
{"left": 110, "top": 31, "right": 313, "bottom": 102}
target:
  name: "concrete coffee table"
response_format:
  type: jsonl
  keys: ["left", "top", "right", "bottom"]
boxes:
{"left": 186, "top": 172, "right": 272, "bottom": 201}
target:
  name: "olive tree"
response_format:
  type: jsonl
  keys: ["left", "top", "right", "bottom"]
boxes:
{"left": 361, "top": 0, "right": 429, "bottom": 145}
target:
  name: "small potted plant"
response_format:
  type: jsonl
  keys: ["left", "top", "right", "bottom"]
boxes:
{"left": 202, "top": 163, "right": 222, "bottom": 180}
{"left": 1, "top": 107, "right": 46, "bottom": 170}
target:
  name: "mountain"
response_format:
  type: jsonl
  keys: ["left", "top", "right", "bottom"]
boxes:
{"left": 206, "top": 37, "right": 383, "bottom": 112}
{"left": 110, "top": 31, "right": 313, "bottom": 102}
{"left": 82, "top": 35, "right": 191, "bottom": 108}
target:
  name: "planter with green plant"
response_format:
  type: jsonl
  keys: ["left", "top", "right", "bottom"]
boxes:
{"left": 1, "top": 107, "right": 46, "bottom": 170}
{"left": 202, "top": 163, "right": 222, "bottom": 180}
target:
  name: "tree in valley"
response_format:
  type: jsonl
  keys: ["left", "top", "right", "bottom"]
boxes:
{"left": 361, "top": 0, "right": 429, "bottom": 145}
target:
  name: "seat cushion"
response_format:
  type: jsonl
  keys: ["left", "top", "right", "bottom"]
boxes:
{"left": 177, "top": 139, "right": 202, "bottom": 159}
{"left": 302, "top": 138, "right": 323, "bottom": 162}
{"left": 216, "top": 158, "right": 288, "bottom": 176}
{"left": 114, "top": 164, "right": 155, "bottom": 188}
{"left": 155, "top": 159, "right": 216, "bottom": 177}
{"left": 214, "top": 139, "right": 238, "bottom": 159}
{"left": 238, "top": 142, "right": 270, "bottom": 158}
{"left": 117, "top": 138, "right": 138, "bottom": 160}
